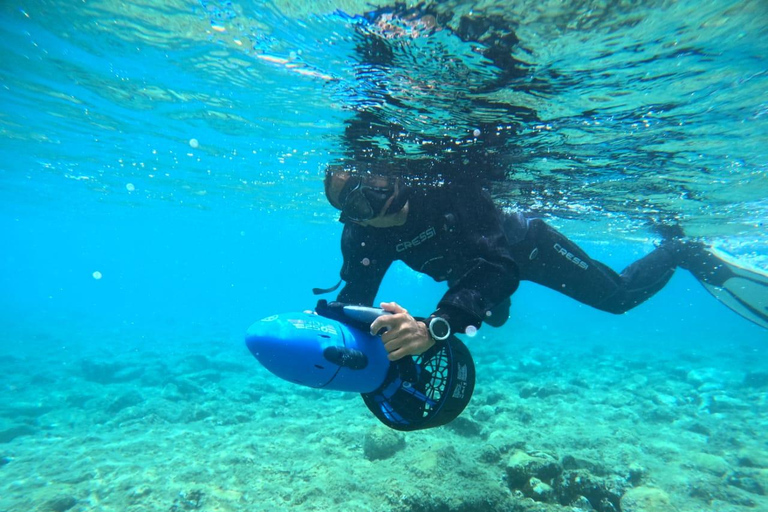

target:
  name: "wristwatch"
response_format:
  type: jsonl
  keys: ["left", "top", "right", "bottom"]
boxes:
{"left": 426, "top": 315, "right": 451, "bottom": 342}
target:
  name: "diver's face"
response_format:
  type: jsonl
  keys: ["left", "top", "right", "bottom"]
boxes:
{"left": 338, "top": 175, "right": 396, "bottom": 222}
{"left": 354, "top": 200, "right": 409, "bottom": 228}
{"left": 329, "top": 173, "right": 408, "bottom": 227}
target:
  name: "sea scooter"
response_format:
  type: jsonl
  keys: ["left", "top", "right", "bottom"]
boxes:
{"left": 244, "top": 300, "right": 475, "bottom": 431}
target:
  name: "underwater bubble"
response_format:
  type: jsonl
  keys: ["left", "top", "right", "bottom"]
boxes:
{"left": 92, "top": 271, "right": 102, "bottom": 280}
{"left": 126, "top": 183, "right": 135, "bottom": 192}
{"left": 189, "top": 138, "right": 199, "bottom": 149}
{"left": 465, "top": 325, "right": 478, "bottom": 337}
{"left": 472, "top": 128, "right": 481, "bottom": 137}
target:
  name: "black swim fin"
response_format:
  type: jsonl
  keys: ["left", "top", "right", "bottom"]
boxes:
{"left": 682, "top": 244, "right": 768, "bottom": 330}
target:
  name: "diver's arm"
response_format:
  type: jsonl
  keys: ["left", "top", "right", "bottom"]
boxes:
{"left": 337, "top": 275, "right": 387, "bottom": 306}
{"left": 434, "top": 260, "right": 519, "bottom": 333}
{"left": 433, "top": 190, "right": 520, "bottom": 333}
{"left": 336, "top": 225, "right": 393, "bottom": 306}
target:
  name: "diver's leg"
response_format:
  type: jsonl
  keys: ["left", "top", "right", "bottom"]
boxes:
{"left": 510, "top": 219, "right": 677, "bottom": 314}
{"left": 673, "top": 240, "right": 768, "bottom": 329}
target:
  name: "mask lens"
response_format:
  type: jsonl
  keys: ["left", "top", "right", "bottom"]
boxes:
{"left": 343, "top": 187, "right": 376, "bottom": 221}
{"left": 339, "top": 177, "right": 394, "bottom": 222}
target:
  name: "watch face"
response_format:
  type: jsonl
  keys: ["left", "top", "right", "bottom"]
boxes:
{"left": 429, "top": 317, "right": 450, "bottom": 340}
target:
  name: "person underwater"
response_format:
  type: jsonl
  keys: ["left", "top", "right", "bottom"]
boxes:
{"left": 322, "top": 168, "right": 768, "bottom": 361}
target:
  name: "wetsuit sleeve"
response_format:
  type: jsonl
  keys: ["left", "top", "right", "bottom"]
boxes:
{"left": 433, "top": 191, "right": 519, "bottom": 332}
{"left": 336, "top": 225, "right": 393, "bottom": 306}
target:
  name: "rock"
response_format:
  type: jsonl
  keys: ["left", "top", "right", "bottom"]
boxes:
{"left": 518, "top": 357, "right": 543, "bottom": 370}
{"left": 698, "top": 382, "right": 722, "bottom": 392}
{"left": 562, "top": 454, "right": 606, "bottom": 476}
{"left": 172, "top": 489, "right": 204, "bottom": 510}
{"left": 487, "top": 431, "right": 525, "bottom": 454}
{"left": 524, "top": 477, "right": 556, "bottom": 502}
{"left": 473, "top": 404, "right": 496, "bottom": 422}
{"left": 519, "top": 383, "right": 564, "bottom": 399}
{"left": 672, "top": 418, "right": 711, "bottom": 436}
{"left": 651, "top": 393, "right": 679, "bottom": 407}
{"left": 570, "top": 495, "right": 594, "bottom": 510}
{"left": 189, "top": 370, "right": 221, "bottom": 384}
{"left": 706, "top": 394, "right": 750, "bottom": 413}
{"left": 555, "top": 470, "right": 627, "bottom": 512}
{"left": 66, "top": 393, "right": 95, "bottom": 409}
{"left": 627, "top": 463, "right": 648, "bottom": 485}
{"left": 686, "top": 452, "right": 730, "bottom": 477}
{"left": 726, "top": 470, "right": 766, "bottom": 495}
{"left": 482, "top": 391, "right": 505, "bottom": 406}
{"left": 506, "top": 450, "right": 562, "bottom": 489}
{"left": 743, "top": 371, "right": 768, "bottom": 388}
{"left": 81, "top": 359, "right": 142, "bottom": 384}
{"left": 643, "top": 405, "right": 677, "bottom": 423}
{"left": 128, "top": 485, "right": 152, "bottom": 503}
{"left": 686, "top": 368, "right": 724, "bottom": 389}
{"left": 620, "top": 486, "right": 672, "bottom": 512}
{"left": 179, "top": 355, "right": 212, "bottom": 373}
{"left": 737, "top": 451, "right": 768, "bottom": 468}
{"left": 624, "top": 374, "right": 648, "bottom": 390}
{"left": 11, "top": 402, "right": 55, "bottom": 417}
{"left": 569, "top": 377, "right": 591, "bottom": 389}
{"left": 45, "top": 495, "right": 77, "bottom": 512}
{"left": 447, "top": 415, "right": 484, "bottom": 437}
{"left": 536, "top": 383, "right": 565, "bottom": 398}
{"left": 519, "top": 384, "right": 538, "bottom": 399}
{"left": 107, "top": 391, "right": 144, "bottom": 413}
{"left": 363, "top": 425, "right": 405, "bottom": 461}
{"left": 479, "top": 444, "right": 502, "bottom": 464}
{"left": 0, "top": 425, "right": 36, "bottom": 444}
{"left": 161, "top": 383, "right": 184, "bottom": 402}
{"left": 173, "top": 378, "right": 205, "bottom": 398}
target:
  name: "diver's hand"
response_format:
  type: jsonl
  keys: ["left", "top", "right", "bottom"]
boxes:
{"left": 369, "top": 301, "right": 433, "bottom": 361}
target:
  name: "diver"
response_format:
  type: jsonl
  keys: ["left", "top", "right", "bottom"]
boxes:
{"left": 321, "top": 168, "right": 768, "bottom": 361}
{"left": 317, "top": 3, "right": 767, "bottom": 359}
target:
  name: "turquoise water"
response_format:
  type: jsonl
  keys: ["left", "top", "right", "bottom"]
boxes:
{"left": 1, "top": 1, "right": 767, "bottom": 511}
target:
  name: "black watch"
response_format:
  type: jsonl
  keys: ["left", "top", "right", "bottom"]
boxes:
{"left": 427, "top": 316, "right": 451, "bottom": 341}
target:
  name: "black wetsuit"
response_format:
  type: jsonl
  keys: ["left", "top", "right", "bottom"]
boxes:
{"left": 336, "top": 185, "right": 680, "bottom": 334}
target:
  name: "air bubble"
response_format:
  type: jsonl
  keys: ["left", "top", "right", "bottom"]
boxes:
{"left": 189, "top": 138, "right": 199, "bottom": 149}
{"left": 92, "top": 271, "right": 103, "bottom": 280}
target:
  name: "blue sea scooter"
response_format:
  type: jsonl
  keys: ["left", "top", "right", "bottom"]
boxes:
{"left": 245, "top": 300, "right": 475, "bottom": 431}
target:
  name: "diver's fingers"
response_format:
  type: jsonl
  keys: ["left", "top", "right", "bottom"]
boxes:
{"left": 387, "top": 346, "right": 410, "bottom": 361}
{"left": 380, "top": 301, "right": 408, "bottom": 315}
{"left": 382, "top": 332, "right": 406, "bottom": 354}
{"left": 371, "top": 305, "right": 413, "bottom": 335}
{"left": 370, "top": 314, "right": 397, "bottom": 335}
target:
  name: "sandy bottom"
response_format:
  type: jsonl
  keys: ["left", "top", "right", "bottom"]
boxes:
{"left": 1, "top": 331, "right": 767, "bottom": 512}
